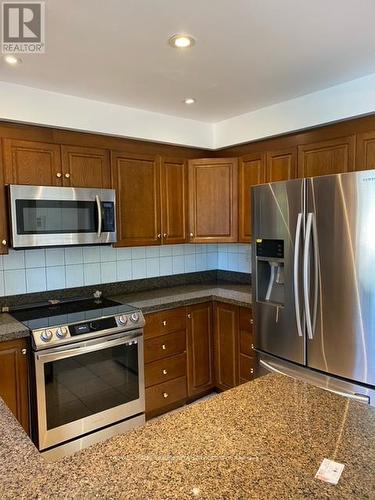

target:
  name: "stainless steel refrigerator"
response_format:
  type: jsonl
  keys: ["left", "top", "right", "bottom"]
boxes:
{"left": 252, "top": 170, "right": 375, "bottom": 406}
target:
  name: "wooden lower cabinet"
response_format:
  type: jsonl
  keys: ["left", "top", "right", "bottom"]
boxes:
{"left": 186, "top": 303, "right": 215, "bottom": 398}
{"left": 214, "top": 302, "right": 239, "bottom": 390}
{"left": 0, "top": 338, "right": 30, "bottom": 434}
{"left": 238, "top": 307, "right": 257, "bottom": 384}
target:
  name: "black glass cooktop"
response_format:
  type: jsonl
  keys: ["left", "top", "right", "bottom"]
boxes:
{"left": 10, "top": 298, "right": 137, "bottom": 331}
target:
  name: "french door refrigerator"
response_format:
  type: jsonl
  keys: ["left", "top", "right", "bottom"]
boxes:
{"left": 252, "top": 170, "right": 375, "bottom": 406}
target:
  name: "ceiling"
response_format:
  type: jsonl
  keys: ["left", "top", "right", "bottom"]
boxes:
{"left": 1, "top": 0, "right": 375, "bottom": 122}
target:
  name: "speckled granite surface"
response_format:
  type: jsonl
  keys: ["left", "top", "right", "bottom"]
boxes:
{"left": 0, "top": 313, "right": 30, "bottom": 342}
{"left": 113, "top": 283, "right": 252, "bottom": 313}
{"left": 1, "top": 374, "right": 374, "bottom": 499}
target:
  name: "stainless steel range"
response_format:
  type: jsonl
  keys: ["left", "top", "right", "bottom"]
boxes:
{"left": 11, "top": 296, "right": 145, "bottom": 459}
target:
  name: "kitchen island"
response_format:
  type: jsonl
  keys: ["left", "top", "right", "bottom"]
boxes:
{"left": 1, "top": 373, "right": 374, "bottom": 499}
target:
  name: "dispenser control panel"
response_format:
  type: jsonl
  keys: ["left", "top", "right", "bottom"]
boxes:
{"left": 256, "top": 239, "right": 284, "bottom": 259}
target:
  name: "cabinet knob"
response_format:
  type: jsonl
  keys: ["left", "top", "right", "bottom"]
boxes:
{"left": 163, "top": 392, "right": 169, "bottom": 399}
{"left": 157, "top": 234, "right": 161, "bottom": 239}
{"left": 251, "top": 344, "right": 254, "bottom": 350}
{"left": 1, "top": 240, "right": 7, "bottom": 246}
{"left": 21, "top": 348, "right": 27, "bottom": 355}
{"left": 189, "top": 232, "right": 194, "bottom": 238}
{"left": 187, "top": 313, "right": 191, "bottom": 319}
{"left": 56, "top": 172, "right": 62, "bottom": 178}
{"left": 162, "top": 320, "right": 167, "bottom": 326}
{"left": 161, "top": 344, "right": 167, "bottom": 350}
{"left": 250, "top": 319, "right": 254, "bottom": 325}
{"left": 250, "top": 368, "right": 254, "bottom": 374}
{"left": 162, "top": 369, "right": 168, "bottom": 375}
{"left": 163, "top": 233, "right": 168, "bottom": 238}
{"left": 64, "top": 172, "right": 71, "bottom": 179}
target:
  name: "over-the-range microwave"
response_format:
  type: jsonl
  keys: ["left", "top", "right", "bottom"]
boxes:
{"left": 8, "top": 185, "right": 117, "bottom": 248}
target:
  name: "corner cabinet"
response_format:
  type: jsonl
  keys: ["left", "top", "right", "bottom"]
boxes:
{"left": 0, "top": 338, "right": 30, "bottom": 434}
{"left": 188, "top": 158, "right": 238, "bottom": 243}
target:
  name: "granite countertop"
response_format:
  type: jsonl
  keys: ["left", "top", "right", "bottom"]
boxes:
{"left": 1, "top": 373, "right": 375, "bottom": 499}
{"left": 0, "top": 313, "right": 30, "bottom": 342}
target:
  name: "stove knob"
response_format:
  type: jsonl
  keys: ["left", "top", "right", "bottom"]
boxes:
{"left": 56, "top": 327, "right": 68, "bottom": 339}
{"left": 40, "top": 330, "right": 53, "bottom": 342}
{"left": 130, "top": 312, "right": 139, "bottom": 323}
{"left": 118, "top": 315, "right": 128, "bottom": 325}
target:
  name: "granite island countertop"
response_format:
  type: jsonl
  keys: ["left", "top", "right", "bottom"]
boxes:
{"left": 0, "top": 312, "right": 30, "bottom": 342}
{"left": 1, "top": 373, "right": 375, "bottom": 499}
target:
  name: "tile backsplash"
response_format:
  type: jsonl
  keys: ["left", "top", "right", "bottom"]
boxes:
{"left": 0, "top": 243, "right": 251, "bottom": 296}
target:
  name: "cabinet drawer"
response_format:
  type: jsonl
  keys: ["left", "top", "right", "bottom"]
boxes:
{"left": 144, "top": 308, "right": 186, "bottom": 339}
{"left": 239, "top": 307, "right": 253, "bottom": 332}
{"left": 239, "top": 329, "right": 255, "bottom": 356}
{"left": 145, "top": 353, "right": 186, "bottom": 388}
{"left": 145, "top": 376, "right": 187, "bottom": 413}
{"left": 239, "top": 354, "right": 257, "bottom": 382}
{"left": 144, "top": 330, "right": 186, "bottom": 363}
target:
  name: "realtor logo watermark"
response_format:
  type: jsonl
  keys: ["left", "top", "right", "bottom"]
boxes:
{"left": 2, "top": 1, "right": 45, "bottom": 53}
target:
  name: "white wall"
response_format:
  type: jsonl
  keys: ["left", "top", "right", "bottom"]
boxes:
{"left": 213, "top": 73, "right": 375, "bottom": 148}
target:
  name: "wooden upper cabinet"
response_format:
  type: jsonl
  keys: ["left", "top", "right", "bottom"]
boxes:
{"left": 214, "top": 302, "right": 239, "bottom": 391}
{"left": 61, "top": 145, "right": 110, "bottom": 188}
{"left": 356, "top": 131, "right": 375, "bottom": 171}
{"left": 238, "top": 153, "right": 265, "bottom": 243}
{"left": 297, "top": 135, "right": 355, "bottom": 178}
{"left": 160, "top": 157, "right": 188, "bottom": 244}
{"left": 188, "top": 158, "right": 238, "bottom": 243}
{"left": 111, "top": 152, "right": 161, "bottom": 246}
{"left": 0, "top": 142, "right": 9, "bottom": 254}
{"left": 186, "top": 303, "right": 214, "bottom": 398}
{"left": 0, "top": 339, "right": 30, "bottom": 435}
{"left": 266, "top": 148, "right": 297, "bottom": 182}
{"left": 3, "top": 139, "right": 62, "bottom": 186}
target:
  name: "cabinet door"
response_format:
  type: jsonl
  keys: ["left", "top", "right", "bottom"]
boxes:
{"left": 356, "top": 130, "right": 375, "bottom": 171}
{"left": 3, "top": 139, "right": 62, "bottom": 186}
{"left": 188, "top": 158, "right": 238, "bottom": 243}
{"left": 186, "top": 303, "right": 214, "bottom": 397}
{"left": 111, "top": 152, "right": 161, "bottom": 246}
{"left": 238, "top": 153, "right": 265, "bottom": 242}
{"left": 0, "top": 142, "right": 9, "bottom": 254}
{"left": 266, "top": 148, "right": 297, "bottom": 182}
{"left": 214, "top": 302, "right": 239, "bottom": 390}
{"left": 61, "top": 145, "right": 110, "bottom": 188}
{"left": 0, "top": 339, "right": 29, "bottom": 434}
{"left": 298, "top": 136, "right": 355, "bottom": 178}
{"left": 161, "top": 157, "right": 188, "bottom": 244}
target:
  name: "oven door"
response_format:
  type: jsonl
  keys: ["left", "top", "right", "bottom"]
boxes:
{"left": 9, "top": 185, "right": 116, "bottom": 248}
{"left": 34, "top": 330, "right": 144, "bottom": 451}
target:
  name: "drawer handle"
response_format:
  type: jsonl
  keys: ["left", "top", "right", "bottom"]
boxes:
{"left": 162, "top": 369, "right": 168, "bottom": 375}
{"left": 161, "top": 344, "right": 167, "bottom": 350}
{"left": 163, "top": 392, "right": 169, "bottom": 399}
{"left": 162, "top": 320, "right": 167, "bottom": 326}
{"left": 250, "top": 319, "right": 254, "bottom": 325}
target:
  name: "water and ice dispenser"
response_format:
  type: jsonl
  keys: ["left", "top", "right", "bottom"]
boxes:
{"left": 256, "top": 239, "right": 285, "bottom": 306}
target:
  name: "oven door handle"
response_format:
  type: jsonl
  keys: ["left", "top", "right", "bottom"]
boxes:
{"left": 35, "top": 331, "right": 142, "bottom": 363}
{"left": 96, "top": 194, "right": 103, "bottom": 238}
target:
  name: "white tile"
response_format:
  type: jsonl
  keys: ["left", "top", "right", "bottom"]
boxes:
{"left": 101, "top": 262, "right": 117, "bottom": 283}
{"left": 146, "top": 258, "right": 160, "bottom": 278}
{"left": 227, "top": 254, "right": 238, "bottom": 271}
{"left": 159, "top": 257, "right": 173, "bottom": 276}
{"left": 46, "top": 248, "right": 65, "bottom": 267}
{"left": 196, "top": 253, "right": 207, "bottom": 271}
{"left": 132, "top": 259, "right": 146, "bottom": 279}
{"left": 159, "top": 245, "right": 173, "bottom": 257}
{"left": 3, "top": 250, "right": 25, "bottom": 270}
{"left": 84, "top": 263, "right": 100, "bottom": 286}
{"left": 46, "top": 266, "right": 66, "bottom": 290}
{"left": 146, "top": 246, "right": 160, "bottom": 258}
{"left": 238, "top": 254, "right": 250, "bottom": 273}
{"left": 0, "top": 271, "right": 4, "bottom": 296}
{"left": 65, "top": 247, "right": 83, "bottom": 265}
{"left": 116, "top": 247, "right": 132, "bottom": 261}
{"left": 172, "top": 245, "right": 184, "bottom": 256}
{"left": 207, "top": 243, "right": 218, "bottom": 253}
{"left": 172, "top": 255, "right": 184, "bottom": 274}
{"left": 218, "top": 253, "right": 228, "bottom": 270}
{"left": 207, "top": 253, "right": 218, "bottom": 270}
{"left": 4, "top": 269, "right": 26, "bottom": 295}
{"left": 183, "top": 244, "right": 195, "bottom": 255}
{"left": 100, "top": 245, "right": 116, "bottom": 262}
{"left": 184, "top": 254, "right": 196, "bottom": 273}
{"left": 25, "top": 249, "right": 45, "bottom": 268}
{"left": 66, "top": 264, "right": 84, "bottom": 288}
{"left": 83, "top": 246, "right": 100, "bottom": 263}
{"left": 238, "top": 244, "right": 249, "bottom": 254}
{"left": 117, "top": 260, "right": 132, "bottom": 281}
{"left": 228, "top": 244, "right": 238, "bottom": 253}
{"left": 0, "top": 255, "right": 3, "bottom": 270}
{"left": 26, "top": 268, "right": 46, "bottom": 293}
{"left": 217, "top": 244, "right": 227, "bottom": 254}
{"left": 194, "top": 244, "right": 204, "bottom": 254}
{"left": 131, "top": 247, "right": 146, "bottom": 259}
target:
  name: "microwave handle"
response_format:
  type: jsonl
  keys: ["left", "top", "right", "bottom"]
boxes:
{"left": 95, "top": 195, "right": 102, "bottom": 237}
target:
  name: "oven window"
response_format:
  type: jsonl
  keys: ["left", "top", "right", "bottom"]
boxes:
{"left": 44, "top": 343, "right": 139, "bottom": 430}
{"left": 16, "top": 200, "right": 97, "bottom": 234}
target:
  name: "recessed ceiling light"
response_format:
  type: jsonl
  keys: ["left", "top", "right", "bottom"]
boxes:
{"left": 168, "top": 34, "right": 195, "bottom": 49}
{"left": 4, "top": 55, "right": 21, "bottom": 65}
{"left": 184, "top": 98, "right": 196, "bottom": 105}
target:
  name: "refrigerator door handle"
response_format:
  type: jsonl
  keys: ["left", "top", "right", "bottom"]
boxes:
{"left": 303, "top": 213, "right": 314, "bottom": 339}
{"left": 293, "top": 212, "right": 303, "bottom": 337}
{"left": 311, "top": 213, "right": 319, "bottom": 337}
